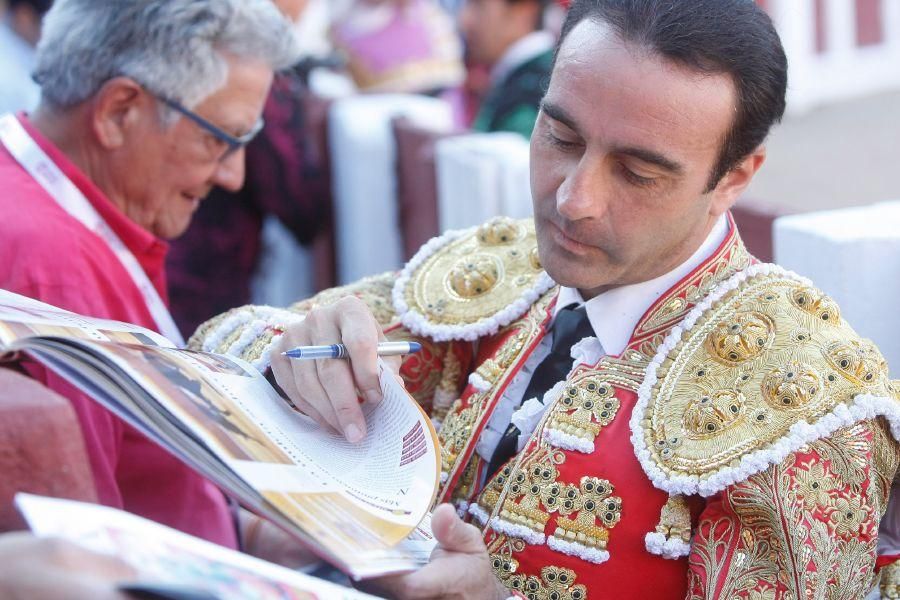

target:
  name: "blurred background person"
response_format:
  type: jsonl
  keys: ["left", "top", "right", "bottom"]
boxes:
{"left": 0, "top": 0, "right": 50, "bottom": 114}
{"left": 330, "top": 0, "right": 464, "bottom": 95}
{"left": 0, "top": 533, "right": 136, "bottom": 600}
{"left": 460, "top": 0, "right": 553, "bottom": 137}
{"left": 167, "top": 0, "right": 334, "bottom": 337}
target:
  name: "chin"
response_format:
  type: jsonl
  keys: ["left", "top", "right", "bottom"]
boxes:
{"left": 541, "top": 253, "right": 600, "bottom": 289}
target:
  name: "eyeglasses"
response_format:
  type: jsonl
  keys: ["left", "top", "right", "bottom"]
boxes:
{"left": 158, "top": 96, "right": 265, "bottom": 162}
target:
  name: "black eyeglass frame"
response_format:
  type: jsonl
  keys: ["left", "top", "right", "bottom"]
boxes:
{"left": 159, "top": 96, "right": 265, "bottom": 161}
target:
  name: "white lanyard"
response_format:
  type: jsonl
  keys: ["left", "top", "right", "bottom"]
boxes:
{"left": 0, "top": 113, "right": 185, "bottom": 346}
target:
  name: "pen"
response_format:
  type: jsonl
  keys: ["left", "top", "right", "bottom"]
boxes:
{"left": 281, "top": 341, "right": 422, "bottom": 360}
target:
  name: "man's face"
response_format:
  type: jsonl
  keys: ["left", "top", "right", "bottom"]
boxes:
{"left": 113, "top": 55, "right": 273, "bottom": 239}
{"left": 531, "top": 19, "right": 741, "bottom": 298}
{"left": 459, "top": 0, "right": 525, "bottom": 66}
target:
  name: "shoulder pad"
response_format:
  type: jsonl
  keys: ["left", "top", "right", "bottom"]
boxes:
{"left": 631, "top": 264, "right": 900, "bottom": 497}
{"left": 392, "top": 217, "right": 554, "bottom": 342}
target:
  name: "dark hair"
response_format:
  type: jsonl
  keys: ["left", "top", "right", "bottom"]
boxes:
{"left": 557, "top": 0, "right": 787, "bottom": 190}
{"left": 9, "top": 0, "right": 53, "bottom": 15}
{"left": 508, "top": 0, "right": 554, "bottom": 31}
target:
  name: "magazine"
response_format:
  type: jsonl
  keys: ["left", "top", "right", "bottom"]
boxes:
{"left": 16, "top": 493, "right": 379, "bottom": 600}
{"left": 0, "top": 289, "right": 439, "bottom": 580}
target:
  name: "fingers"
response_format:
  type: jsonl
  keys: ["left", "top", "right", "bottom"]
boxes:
{"left": 271, "top": 325, "right": 334, "bottom": 431}
{"left": 431, "top": 503, "right": 486, "bottom": 555}
{"left": 339, "top": 302, "right": 386, "bottom": 405}
{"left": 270, "top": 297, "right": 383, "bottom": 442}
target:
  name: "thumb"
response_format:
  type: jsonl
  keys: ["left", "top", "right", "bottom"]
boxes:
{"left": 431, "top": 504, "right": 485, "bottom": 555}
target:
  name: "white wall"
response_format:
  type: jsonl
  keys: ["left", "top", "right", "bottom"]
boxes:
{"left": 767, "top": 0, "right": 900, "bottom": 113}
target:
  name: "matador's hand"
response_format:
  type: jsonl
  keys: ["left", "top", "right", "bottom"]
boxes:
{"left": 270, "top": 296, "right": 401, "bottom": 442}
{"left": 364, "top": 504, "right": 509, "bottom": 600}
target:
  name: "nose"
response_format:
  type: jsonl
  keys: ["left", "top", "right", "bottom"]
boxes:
{"left": 211, "top": 147, "right": 246, "bottom": 192}
{"left": 556, "top": 155, "right": 608, "bottom": 222}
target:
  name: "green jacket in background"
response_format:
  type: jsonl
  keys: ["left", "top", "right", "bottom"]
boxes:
{"left": 472, "top": 49, "right": 554, "bottom": 139}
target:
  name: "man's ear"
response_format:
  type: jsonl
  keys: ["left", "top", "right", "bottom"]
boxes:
{"left": 708, "top": 146, "right": 767, "bottom": 218}
{"left": 90, "top": 77, "right": 150, "bottom": 150}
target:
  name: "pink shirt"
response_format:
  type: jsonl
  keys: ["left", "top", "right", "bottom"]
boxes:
{"left": 0, "top": 115, "right": 238, "bottom": 549}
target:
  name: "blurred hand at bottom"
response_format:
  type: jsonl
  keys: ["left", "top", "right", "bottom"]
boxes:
{"left": 0, "top": 532, "right": 136, "bottom": 600}
{"left": 363, "top": 504, "right": 509, "bottom": 600}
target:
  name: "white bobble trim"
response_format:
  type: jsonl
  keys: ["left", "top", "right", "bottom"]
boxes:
{"left": 545, "top": 428, "right": 595, "bottom": 454}
{"left": 645, "top": 532, "right": 691, "bottom": 559}
{"left": 468, "top": 372, "right": 493, "bottom": 393}
{"left": 467, "top": 503, "right": 490, "bottom": 526}
{"left": 546, "top": 536, "right": 610, "bottom": 564}
{"left": 488, "top": 518, "right": 546, "bottom": 545}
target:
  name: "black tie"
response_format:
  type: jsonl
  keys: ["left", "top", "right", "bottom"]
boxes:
{"left": 484, "top": 304, "right": 593, "bottom": 480}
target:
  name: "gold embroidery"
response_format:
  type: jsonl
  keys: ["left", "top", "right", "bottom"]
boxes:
{"left": 489, "top": 536, "right": 588, "bottom": 600}
{"left": 881, "top": 561, "right": 900, "bottom": 599}
{"left": 654, "top": 494, "right": 692, "bottom": 544}
{"left": 760, "top": 361, "right": 823, "bottom": 410}
{"left": 432, "top": 344, "right": 463, "bottom": 420}
{"left": 476, "top": 328, "right": 531, "bottom": 384}
{"left": 450, "top": 454, "right": 480, "bottom": 506}
{"left": 477, "top": 217, "right": 527, "bottom": 245}
{"left": 546, "top": 376, "right": 619, "bottom": 442}
{"left": 709, "top": 428, "right": 883, "bottom": 599}
{"left": 594, "top": 353, "right": 649, "bottom": 392}
{"left": 447, "top": 254, "right": 502, "bottom": 299}
{"left": 478, "top": 463, "right": 511, "bottom": 516}
{"left": 793, "top": 462, "right": 837, "bottom": 509}
{"left": 638, "top": 233, "right": 751, "bottom": 335}
{"left": 641, "top": 272, "right": 895, "bottom": 482}
{"left": 704, "top": 311, "right": 775, "bottom": 366}
{"left": 496, "top": 451, "right": 565, "bottom": 533}
{"left": 682, "top": 390, "right": 745, "bottom": 438}
{"left": 289, "top": 272, "right": 398, "bottom": 327}
{"left": 402, "top": 217, "right": 545, "bottom": 327}
{"left": 439, "top": 402, "right": 479, "bottom": 474}
{"left": 825, "top": 338, "right": 888, "bottom": 387}
{"left": 546, "top": 476, "right": 622, "bottom": 551}
{"left": 438, "top": 293, "right": 554, "bottom": 495}
{"left": 789, "top": 285, "right": 841, "bottom": 324}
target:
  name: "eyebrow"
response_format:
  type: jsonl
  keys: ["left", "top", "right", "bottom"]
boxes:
{"left": 540, "top": 99, "right": 685, "bottom": 176}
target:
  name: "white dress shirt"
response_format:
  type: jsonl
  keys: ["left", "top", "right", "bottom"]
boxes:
{"left": 475, "top": 215, "right": 729, "bottom": 462}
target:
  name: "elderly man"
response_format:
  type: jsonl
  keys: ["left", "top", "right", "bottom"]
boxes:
{"left": 196, "top": 0, "right": 900, "bottom": 598}
{"left": 0, "top": 0, "right": 303, "bottom": 561}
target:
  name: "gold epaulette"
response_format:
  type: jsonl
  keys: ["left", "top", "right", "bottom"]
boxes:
{"left": 392, "top": 216, "right": 555, "bottom": 342}
{"left": 289, "top": 272, "right": 399, "bottom": 329}
{"left": 631, "top": 264, "right": 900, "bottom": 497}
{"left": 187, "top": 272, "right": 399, "bottom": 370}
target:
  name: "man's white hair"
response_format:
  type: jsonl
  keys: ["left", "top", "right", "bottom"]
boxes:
{"left": 34, "top": 0, "right": 300, "bottom": 110}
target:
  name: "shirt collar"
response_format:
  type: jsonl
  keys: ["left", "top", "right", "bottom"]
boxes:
{"left": 491, "top": 30, "right": 555, "bottom": 85}
{"left": 552, "top": 215, "right": 730, "bottom": 356}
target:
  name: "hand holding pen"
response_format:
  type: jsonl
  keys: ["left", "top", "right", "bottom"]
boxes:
{"left": 269, "top": 298, "right": 411, "bottom": 443}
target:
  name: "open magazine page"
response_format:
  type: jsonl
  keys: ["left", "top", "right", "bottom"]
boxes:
{"left": 0, "top": 289, "right": 174, "bottom": 350}
{"left": 16, "top": 494, "right": 378, "bottom": 600}
{"left": 25, "top": 338, "right": 440, "bottom": 579}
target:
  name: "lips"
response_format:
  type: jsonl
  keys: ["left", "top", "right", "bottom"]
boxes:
{"left": 547, "top": 220, "right": 596, "bottom": 255}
